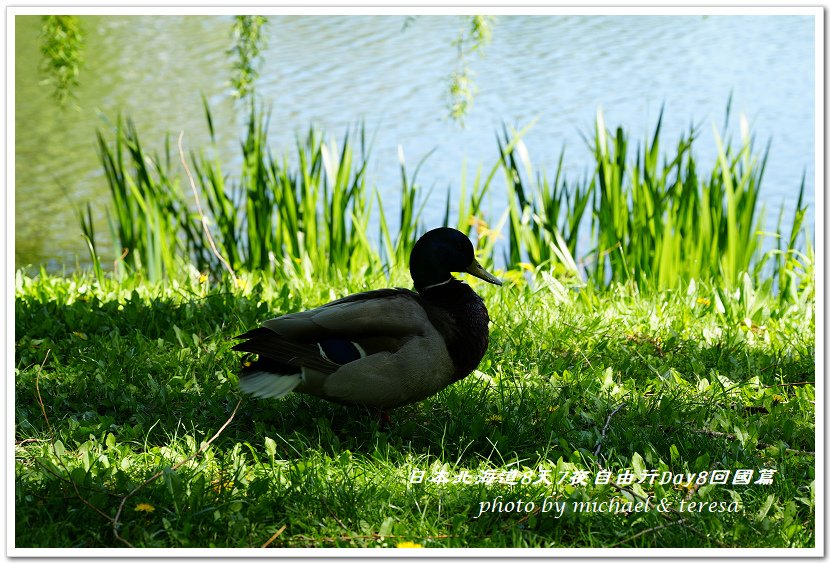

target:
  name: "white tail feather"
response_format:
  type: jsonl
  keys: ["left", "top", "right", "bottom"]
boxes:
{"left": 239, "top": 371, "right": 302, "bottom": 399}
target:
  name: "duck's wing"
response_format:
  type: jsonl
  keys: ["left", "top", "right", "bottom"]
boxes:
{"left": 311, "top": 329, "right": 454, "bottom": 407}
{"left": 233, "top": 289, "right": 426, "bottom": 372}
{"left": 233, "top": 327, "right": 341, "bottom": 373}
{"left": 235, "top": 288, "right": 455, "bottom": 407}
{"left": 261, "top": 288, "right": 428, "bottom": 340}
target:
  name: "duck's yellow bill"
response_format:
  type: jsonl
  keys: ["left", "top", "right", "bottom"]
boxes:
{"left": 466, "top": 260, "right": 503, "bottom": 286}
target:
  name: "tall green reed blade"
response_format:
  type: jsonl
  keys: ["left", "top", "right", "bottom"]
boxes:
{"left": 184, "top": 100, "right": 242, "bottom": 271}
{"left": 96, "top": 128, "right": 132, "bottom": 263}
{"left": 497, "top": 122, "right": 592, "bottom": 273}
{"left": 345, "top": 127, "right": 379, "bottom": 275}
{"left": 78, "top": 202, "right": 103, "bottom": 283}
{"left": 547, "top": 149, "right": 588, "bottom": 256}
{"left": 299, "top": 126, "right": 323, "bottom": 262}
{"left": 376, "top": 186, "right": 394, "bottom": 271}
{"left": 388, "top": 145, "right": 434, "bottom": 266}
{"left": 669, "top": 132, "right": 703, "bottom": 281}
{"left": 496, "top": 123, "right": 539, "bottom": 267}
{"left": 712, "top": 121, "right": 766, "bottom": 288}
{"left": 324, "top": 129, "right": 370, "bottom": 274}
{"left": 95, "top": 117, "right": 186, "bottom": 281}
{"left": 496, "top": 129, "right": 524, "bottom": 267}
{"left": 776, "top": 173, "right": 809, "bottom": 301}
{"left": 240, "top": 103, "right": 276, "bottom": 270}
{"left": 78, "top": 201, "right": 96, "bottom": 256}
{"left": 592, "top": 110, "right": 631, "bottom": 286}
{"left": 348, "top": 182, "right": 378, "bottom": 276}
{"left": 321, "top": 132, "right": 350, "bottom": 273}
{"left": 189, "top": 151, "right": 238, "bottom": 271}
{"left": 453, "top": 160, "right": 484, "bottom": 233}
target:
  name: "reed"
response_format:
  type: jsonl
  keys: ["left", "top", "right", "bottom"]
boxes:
{"left": 496, "top": 107, "right": 807, "bottom": 293}
{"left": 95, "top": 118, "right": 188, "bottom": 281}
{"left": 591, "top": 108, "right": 770, "bottom": 290}
{"left": 497, "top": 124, "right": 591, "bottom": 277}
{"left": 377, "top": 145, "right": 436, "bottom": 268}
{"left": 89, "top": 102, "right": 810, "bottom": 297}
{"left": 187, "top": 103, "right": 384, "bottom": 278}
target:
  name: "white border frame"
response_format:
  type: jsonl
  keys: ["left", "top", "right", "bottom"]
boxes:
{"left": 6, "top": 3, "right": 824, "bottom": 559}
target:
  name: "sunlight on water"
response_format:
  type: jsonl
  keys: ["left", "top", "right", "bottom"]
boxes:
{"left": 14, "top": 14, "right": 815, "bottom": 270}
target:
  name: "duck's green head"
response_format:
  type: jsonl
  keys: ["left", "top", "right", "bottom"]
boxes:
{"left": 409, "top": 227, "right": 503, "bottom": 291}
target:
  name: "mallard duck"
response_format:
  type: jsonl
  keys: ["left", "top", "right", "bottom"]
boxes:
{"left": 233, "top": 227, "right": 502, "bottom": 408}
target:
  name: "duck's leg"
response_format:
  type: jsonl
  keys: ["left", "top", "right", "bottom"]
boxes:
{"left": 363, "top": 406, "right": 392, "bottom": 428}
{"left": 379, "top": 409, "right": 392, "bottom": 427}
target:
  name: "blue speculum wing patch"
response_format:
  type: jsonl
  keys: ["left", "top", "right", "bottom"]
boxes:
{"left": 319, "top": 337, "right": 362, "bottom": 364}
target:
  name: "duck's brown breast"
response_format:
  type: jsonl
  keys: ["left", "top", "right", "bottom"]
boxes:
{"left": 419, "top": 280, "right": 491, "bottom": 382}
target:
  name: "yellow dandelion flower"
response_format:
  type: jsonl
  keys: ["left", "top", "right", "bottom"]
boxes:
{"left": 134, "top": 502, "right": 155, "bottom": 513}
{"left": 396, "top": 541, "right": 423, "bottom": 548}
{"left": 486, "top": 414, "right": 503, "bottom": 424}
{"left": 235, "top": 277, "right": 247, "bottom": 289}
{"left": 696, "top": 297, "right": 711, "bottom": 306}
{"left": 673, "top": 481, "right": 696, "bottom": 493}
{"left": 199, "top": 272, "right": 208, "bottom": 284}
{"left": 212, "top": 479, "right": 234, "bottom": 494}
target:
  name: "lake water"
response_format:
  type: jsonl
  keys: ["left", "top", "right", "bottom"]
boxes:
{"left": 14, "top": 13, "right": 816, "bottom": 270}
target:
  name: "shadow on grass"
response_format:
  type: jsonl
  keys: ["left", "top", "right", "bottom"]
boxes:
{"left": 15, "top": 290, "right": 815, "bottom": 548}
{"left": 16, "top": 289, "right": 815, "bottom": 456}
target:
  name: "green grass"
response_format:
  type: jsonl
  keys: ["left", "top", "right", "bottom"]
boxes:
{"left": 14, "top": 265, "right": 815, "bottom": 548}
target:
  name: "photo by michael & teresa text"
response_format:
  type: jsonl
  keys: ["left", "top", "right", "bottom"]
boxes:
{"left": 473, "top": 495, "right": 741, "bottom": 519}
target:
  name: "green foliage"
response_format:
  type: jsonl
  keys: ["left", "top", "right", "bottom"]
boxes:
{"left": 88, "top": 102, "right": 811, "bottom": 303}
{"left": 377, "top": 145, "right": 433, "bottom": 267}
{"left": 93, "top": 103, "right": 386, "bottom": 283}
{"left": 95, "top": 119, "right": 188, "bottom": 281}
{"left": 447, "top": 15, "right": 495, "bottom": 125}
{"left": 14, "top": 268, "right": 815, "bottom": 547}
{"left": 189, "top": 103, "right": 380, "bottom": 278}
{"left": 773, "top": 175, "right": 811, "bottom": 304}
{"left": 498, "top": 108, "right": 810, "bottom": 293}
{"left": 38, "top": 15, "right": 268, "bottom": 106}
{"left": 498, "top": 124, "right": 591, "bottom": 280}
{"left": 229, "top": 15, "right": 268, "bottom": 100}
{"left": 39, "top": 15, "right": 84, "bottom": 105}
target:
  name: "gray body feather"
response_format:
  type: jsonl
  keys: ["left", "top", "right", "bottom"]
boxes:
{"left": 235, "top": 290, "right": 455, "bottom": 408}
